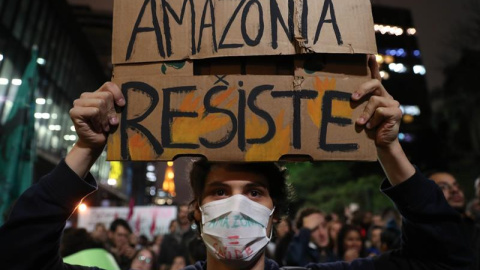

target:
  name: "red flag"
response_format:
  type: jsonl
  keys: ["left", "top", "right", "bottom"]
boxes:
{"left": 150, "top": 211, "right": 157, "bottom": 236}
{"left": 127, "top": 198, "right": 135, "bottom": 221}
{"left": 135, "top": 215, "right": 141, "bottom": 234}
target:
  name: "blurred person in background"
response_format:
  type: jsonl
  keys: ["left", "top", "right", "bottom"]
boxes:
{"left": 271, "top": 216, "right": 294, "bottom": 266}
{"left": 327, "top": 219, "right": 343, "bottom": 257}
{"left": 286, "top": 207, "right": 337, "bottom": 265}
{"left": 130, "top": 247, "right": 157, "bottom": 270}
{"left": 169, "top": 255, "right": 187, "bottom": 270}
{"left": 151, "top": 234, "right": 164, "bottom": 257}
{"left": 428, "top": 171, "right": 480, "bottom": 270}
{"left": 107, "top": 218, "right": 136, "bottom": 270}
{"left": 336, "top": 225, "right": 365, "bottom": 262}
{"left": 365, "top": 225, "right": 383, "bottom": 256}
{"left": 91, "top": 222, "right": 109, "bottom": 247}
{"left": 158, "top": 205, "right": 196, "bottom": 269}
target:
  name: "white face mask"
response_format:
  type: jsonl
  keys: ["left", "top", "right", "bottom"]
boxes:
{"left": 199, "top": 194, "right": 275, "bottom": 267}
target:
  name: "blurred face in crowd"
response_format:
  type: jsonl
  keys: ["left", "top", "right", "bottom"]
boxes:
{"left": 92, "top": 223, "right": 108, "bottom": 243}
{"left": 370, "top": 227, "right": 382, "bottom": 249}
{"left": 110, "top": 225, "right": 130, "bottom": 248}
{"left": 177, "top": 205, "right": 190, "bottom": 227}
{"left": 430, "top": 172, "right": 465, "bottom": 210}
{"left": 170, "top": 256, "right": 186, "bottom": 270}
{"left": 275, "top": 219, "right": 290, "bottom": 239}
{"left": 328, "top": 221, "right": 342, "bottom": 243}
{"left": 130, "top": 249, "right": 154, "bottom": 270}
{"left": 307, "top": 213, "right": 329, "bottom": 248}
{"left": 343, "top": 230, "right": 362, "bottom": 253}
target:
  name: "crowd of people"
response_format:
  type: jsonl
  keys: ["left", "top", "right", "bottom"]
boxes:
{"left": 60, "top": 174, "right": 480, "bottom": 270}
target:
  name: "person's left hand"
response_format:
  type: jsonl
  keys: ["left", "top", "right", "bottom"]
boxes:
{"left": 351, "top": 55, "right": 402, "bottom": 151}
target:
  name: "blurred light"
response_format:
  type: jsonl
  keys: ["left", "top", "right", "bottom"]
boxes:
{"left": 402, "top": 114, "right": 414, "bottom": 124}
{"left": 394, "top": 28, "right": 404, "bottom": 36}
{"left": 48, "top": 125, "right": 62, "bottom": 131}
{"left": 413, "top": 65, "right": 426, "bottom": 75}
{"left": 0, "top": 54, "right": 3, "bottom": 61}
{"left": 167, "top": 161, "right": 174, "bottom": 167}
{"left": 146, "top": 172, "right": 157, "bottom": 182}
{"left": 413, "top": 50, "right": 421, "bottom": 57}
{"left": 12, "top": 79, "right": 22, "bottom": 86}
{"left": 166, "top": 199, "right": 173, "bottom": 205}
{"left": 398, "top": 133, "right": 405, "bottom": 140}
{"left": 400, "top": 105, "right": 421, "bottom": 116}
{"left": 42, "top": 113, "right": 50, "bottom": 119}
{"left": 37, "top": 58, "right": 46, "bottom": 65}
{"left": 388, "top": 63, "right": 407, "bottom": 73}
{"left": 64, "top": 134, "right": 77, "bottom": 141}
{"left": 147, "top": 163, "right": 155, "bottom": 172}
{"left": 407, "top": 28, "right": 417, "bottom": 35}
{"left": 51, "top": 113, "right": 58, "bottom": 119}
{"left": 34, "top": 113, "right": 42, "bottom": 119}
{"left": 46, "top": 99, "right": 53, "bottom": 105}
{"left": 156, "top": 198, "right": 166, "bottom": 205}
{"left": 36, "top": 98, "right": 46, "bottom": 105}
{"left": 384, "top": 55, "right": 394, "bottom": 64}
{"left": 78, "top": 203, "right": 87, "bottom": 212}
{"left": 149, "top": 186, "right": 156, "bottom": 196}
{"left": 107, "top": 178, "right": 117, "bottom": 186}
{"left": 167, "top": 171, "right": 174, "bottom": 179}
{"left": 70, "top": 125, "right": 75, "bottom": 131}
{"left": 0, "top": 78, "right": 9, "bottom": 85}
{"left": 396, "top": 48, "right": 406, "bottom": 57}
{"left": 375, "top": 24, "right": 405, "bottom": 36}
{"left": 379, "top": 71, "right": 390, "bottom": 80}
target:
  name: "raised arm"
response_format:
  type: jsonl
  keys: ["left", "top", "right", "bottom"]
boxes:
{"left": 66, "top": 82, "right": 125, "bottom": 178}
{"left": 352, "top": 55, "right": 415, "bottom": 185}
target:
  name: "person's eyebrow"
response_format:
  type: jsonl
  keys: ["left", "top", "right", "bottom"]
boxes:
{"left": 204, "top": 181, "right": 229, "bottom": 188}
{"left": 244, "top": 182, "right": 268, "bottom": 189}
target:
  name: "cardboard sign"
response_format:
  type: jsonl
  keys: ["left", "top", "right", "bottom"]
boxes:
{"left": 113, "top": 0, "right": 376, "bottom": 63}
{"left": 108, "top": 0, "right": 378, "bottom": 162}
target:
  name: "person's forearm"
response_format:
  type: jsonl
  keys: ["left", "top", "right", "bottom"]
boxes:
{"left": 65, "top": 142, "right": 104, "bottom": 179}
{"left": 377, "top": 140, "right": 415, "bottom": 186}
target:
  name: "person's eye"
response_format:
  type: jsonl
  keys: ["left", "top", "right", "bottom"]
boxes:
{"left": 214, "top": 189, "right": 226, "bottom": 197}
{"left": 249, "top": 189, "right": 261, "bottom": 197}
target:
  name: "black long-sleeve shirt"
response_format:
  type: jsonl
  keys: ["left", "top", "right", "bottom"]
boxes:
{"left": 0, "top": 161, "right": 472, "bottom": 270}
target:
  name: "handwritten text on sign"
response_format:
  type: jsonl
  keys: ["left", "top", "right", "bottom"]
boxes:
{"left": 112, "top": 0, "right": 376, "bottom": 63}
{"left": 107, "top": 75, "right": 375, "bottom": 161}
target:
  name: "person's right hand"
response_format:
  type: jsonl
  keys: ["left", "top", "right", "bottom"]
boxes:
{"left": 66, "top": 82, "right": 125, "bottom": 178}
{"left": 69, "top": 82, "right": 125, "bottom": 151}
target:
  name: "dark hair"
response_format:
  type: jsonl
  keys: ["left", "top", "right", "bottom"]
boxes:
{"left": 188, "top": 159, "right": 291, "bottom": 226}
{"left": 295, "top": 207, "right": 323, "bottom": 230}
{"left": 336, "top": 224, "right": 365, "bottom": 259}
{"left": 380, "top": 227, "right": 401, "bottom": 250}
{"left": 61, "top": 228, "right": 103, "bottom": 257}
{"left": 109, "top": 218, "right": 132, "bottom": 234}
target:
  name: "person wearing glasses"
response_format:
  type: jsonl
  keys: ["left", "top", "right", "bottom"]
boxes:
{"left": 428, "top": 171, "right": 480, "bottom": 270}
{"left": 130, "top": 248, "right": 157, "bottom": 270}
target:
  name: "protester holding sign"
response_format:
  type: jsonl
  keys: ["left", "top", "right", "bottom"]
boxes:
{"left": 0, "top": 56, "right": 471, "bottom": 270}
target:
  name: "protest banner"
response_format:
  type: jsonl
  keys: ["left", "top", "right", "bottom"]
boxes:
{"left": 108, "top": 0, "right": 378, "bottom": 161}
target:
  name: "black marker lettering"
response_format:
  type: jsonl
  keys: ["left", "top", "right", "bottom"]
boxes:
{"left": 270, "top": 0, "right": 294, "bottom": 49}
{"left": 241, "top": 0, "right": 264, "bottom": 46}
{"left": 238, "top": 89, "right": 247, "bottom": 151}
{"left": 271, "top": 90, "right": 317, "bottom": 149}
{"left": 126, "top": 0, "right": 165, "bottom": 60}
{"left": 219, "top": 0, "right": 246, "bottom": 49}
{"left": 162, "top": 0, "right": 196, "bottom": 56}
{"left": 320, "top": 90, "right": 357, "bottom": 151}
{"left": 162, "top": 86, "right": 199, "bottom": 149}
{"left": 198, "top": 0, "right": 218, "bottom": 53}
{"left": 121, "top": 82, "right": 163, "bottom": 159}
{"left": 247, "top": 85, "right": 276, "bottom": 144}
{"left": 199, "top": 86, "right": 238, "bottom": 148}
{"left": 314, "top": 0, "right": 343, "bottom": 45}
